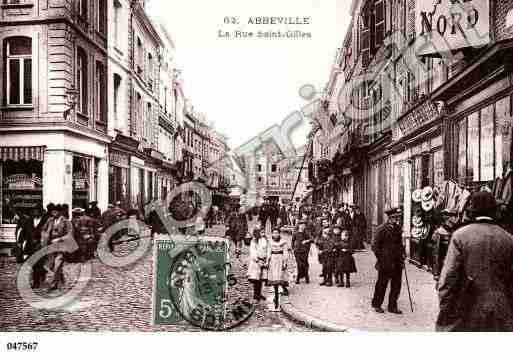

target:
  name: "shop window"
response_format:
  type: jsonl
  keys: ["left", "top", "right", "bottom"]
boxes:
{"left": 4, "top": 37, "right": 32, "bottom": 106}
{"left": 480, "top": 105, "right": 494, "bottom": 182}
{"left": 72, "top": 156, "right": 91, "bottom": 210}
{"left": 77, "top": 48, "right": 88, "bottom": 115}
{"left": 468, "top": 112, "right": 479, "bottom": 183}
{"left": 433, "top": 150, "right": 444, "bottom": 187}
{"left": 458, "top": 118, "right": 467, "bottom": 183}
{"left": 496, "top": 97, "right": 512, "bottom": 177}
{"left": 457, "top": 96, "right": 513, "bottom": 187}
{"left": 1, "top": 160, "right": 42, "bottom": 224}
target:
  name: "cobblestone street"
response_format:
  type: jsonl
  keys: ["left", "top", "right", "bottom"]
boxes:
{"left": 0, "top": 224, "right": 311, "bottom": 332}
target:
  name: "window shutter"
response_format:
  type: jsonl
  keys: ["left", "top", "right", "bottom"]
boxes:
{"left": 375, "top": 0, "right": 385, "bottom": 48}
{"left": 361, "top": 11, "right": 371, "bottom": 68}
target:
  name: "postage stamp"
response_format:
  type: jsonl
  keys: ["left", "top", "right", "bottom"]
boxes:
{"left": 153, "top": 236, "right": 254, "bottom": 330}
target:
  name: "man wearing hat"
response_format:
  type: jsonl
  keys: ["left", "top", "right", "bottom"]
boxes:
{"left": 432, "top": 209, "right": 458, "bottom": 285}
{"left": 436, "top": 191, "right": 513, "bottom": 331}
{"left": 87, "top": 201, "right": 101, "bottom": 220}
{"left": 371, "top": 207, "right": 405, "bottom": 314}
{"left": 317, "top": 226, "right": 335, "bottom": 286}
{"left": 292, "top": 220, "right": 313, "bottom": 284}
{"left": 72, "top": 208, "right": 98, "bottom": 262}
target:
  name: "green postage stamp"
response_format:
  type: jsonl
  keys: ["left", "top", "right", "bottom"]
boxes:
{"left": 153, "top": 236, "right": 230, "bottom": 329}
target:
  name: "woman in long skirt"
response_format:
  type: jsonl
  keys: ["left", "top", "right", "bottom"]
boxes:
{"left": 266, "top": 228, "right": 289, "bottom": 309}
{"left": 247, "top": 228, "right": 268, "bottom": 301}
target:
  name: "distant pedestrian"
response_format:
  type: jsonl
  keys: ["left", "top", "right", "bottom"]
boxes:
{"left": 317, "top": 226, "right": 334, "bottom": 287}
{"left": 334, "top": 229, "right": 357, "bottom": 288}
{"left": 87, "top": 201, "right": 101, "bottom": 220}
{"left": 292, "top": 220, "right": 312, "bottom": 284}
{"left": 371, "top": 207, "right": 404, "bottom": 314}
{"left": 436, "top": 192, "right": 513, "bottom": 331}
{"left": 248, "top": 228, "right": 268, "bottom": 301}
{"left": 267, "top": 228, "right": 289, "bottom": 309}
{"left": 227, "top": 207, "right": 248, "bottom": 258}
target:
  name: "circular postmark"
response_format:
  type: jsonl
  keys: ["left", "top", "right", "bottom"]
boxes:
{"left": 167, "top": 237, "right": 255, "bottom": 331}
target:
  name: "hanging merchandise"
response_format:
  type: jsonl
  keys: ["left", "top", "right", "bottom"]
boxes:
{"left": 412, "top": 189, "right": 423, "bottom": 203}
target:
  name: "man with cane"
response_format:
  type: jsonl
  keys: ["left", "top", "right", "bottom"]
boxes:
{"left": 371, "top": 207, "right": 405, "bottom": 314}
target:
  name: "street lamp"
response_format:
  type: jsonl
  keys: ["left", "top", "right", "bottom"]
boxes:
{"left": 63, "top": 87, "right": 79, "bottom": 121}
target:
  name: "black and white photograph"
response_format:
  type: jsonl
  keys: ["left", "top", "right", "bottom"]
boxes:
{"left": 1, "top": 0, "right": 513, "bottom": 356}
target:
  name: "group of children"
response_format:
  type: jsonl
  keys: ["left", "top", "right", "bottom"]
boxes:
{"left": 247, "top": 224, "right": 290, "bottom": 309}
{"left": 317, "top": 225, "right": 358, "bottom": 288}
{"left": 246, "top": 220, "right": 359, "bottom": 309}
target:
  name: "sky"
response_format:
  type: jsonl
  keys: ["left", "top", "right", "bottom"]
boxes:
{"left": 147, "top": 0, "right": 352, "bottom": 149}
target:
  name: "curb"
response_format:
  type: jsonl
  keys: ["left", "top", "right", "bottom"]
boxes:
{"left": 280, "top": 300, "right": 351, "bottom": 332}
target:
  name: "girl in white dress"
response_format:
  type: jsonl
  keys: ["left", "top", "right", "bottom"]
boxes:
{"left": 267, "top": 228, "right": 289, "bottom": 308}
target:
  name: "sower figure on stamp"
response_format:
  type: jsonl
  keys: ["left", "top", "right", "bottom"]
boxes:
{"left": 292, "top": 220, "right": 312, "bottom": 284}
{"left": 371, "top": 207, "right": 405, "bottom": 314}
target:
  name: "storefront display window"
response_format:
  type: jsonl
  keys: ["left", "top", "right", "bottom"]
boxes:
{"left": 481, "top": 105, "right": 494, "bottom": 182}
{"left": 457, "top": 95, "right": 513, "bottom": 187}
{"left": 433, "top": 150, "right": 444, "bottom": 187}
{"left": 495, "top": 97, "right": 512, "bottom": 177}
{"left": 458, "top": 119, "right": 467, "bottom": 183}
{"left": 72, "top": 156, "right": 91, "bottom": 210}
{"left": 1, "top": 160, "right": 43, "bottom": 224}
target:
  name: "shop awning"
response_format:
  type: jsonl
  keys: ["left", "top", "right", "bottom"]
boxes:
{"left": 0, "top": 146, "right": 45, "bottom": 162}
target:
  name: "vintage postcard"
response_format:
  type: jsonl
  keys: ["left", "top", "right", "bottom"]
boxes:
{"left": 1, "top": 0, "right": 512, "bottom": 356}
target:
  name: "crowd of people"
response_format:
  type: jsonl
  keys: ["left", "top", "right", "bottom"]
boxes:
{"left": 14, "top": 201, "right": 139, "bottom": 291}
{"left": 11, "top": 188, "right": 513, "bottom": 331}
{"left": 228, "top": 201, "right": 368, "bottom": 309}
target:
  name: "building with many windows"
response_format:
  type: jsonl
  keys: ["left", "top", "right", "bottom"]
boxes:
{"left": 309, "top": 0, "right": 513, "bottom": 265}
{"left": 0, "top": 0, "right": 110, "bottom": 241}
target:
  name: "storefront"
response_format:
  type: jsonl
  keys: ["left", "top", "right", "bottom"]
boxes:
{"left": 109, "top": 150, "right": 130, "bottom": 207}
{"left": 390, "top": 99, "right": 444, "bottom": 261}
{"left": 0, "top": 147, "right": 45, "bottom": 246}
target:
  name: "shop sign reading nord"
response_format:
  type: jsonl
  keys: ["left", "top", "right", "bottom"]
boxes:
{"left": 415, "top": 0, "right": 490, "bottom": 56}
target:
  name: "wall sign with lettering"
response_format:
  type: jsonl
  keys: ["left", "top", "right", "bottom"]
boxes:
{"left": 416, "top": 0, "right": 490, "bottom": 56}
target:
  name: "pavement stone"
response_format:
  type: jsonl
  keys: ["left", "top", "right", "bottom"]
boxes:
{"left": 285, "top": 246, "right": 439, "bottom": 332}
{"left": 0, "top": 224, "right": 312, "bottom": 332}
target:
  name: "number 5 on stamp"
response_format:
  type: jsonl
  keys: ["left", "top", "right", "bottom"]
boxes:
{"left": 152, "top": 239, "right": 182, "bottom": 325}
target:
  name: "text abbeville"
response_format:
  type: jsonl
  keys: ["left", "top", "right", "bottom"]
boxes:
{"left": 248, "top": 17, "right": 311, "bottom": 25}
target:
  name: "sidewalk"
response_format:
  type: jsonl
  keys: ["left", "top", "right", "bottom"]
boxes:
{"left": 283, "top": 247, "right": 439, "bottom": 332}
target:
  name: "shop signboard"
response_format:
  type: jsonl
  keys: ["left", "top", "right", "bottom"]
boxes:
{"left": 416, "top": 0, "right": 490, "bottom": 56}
{"left": 398, "top": 100, "right": 440, "bottom": 138}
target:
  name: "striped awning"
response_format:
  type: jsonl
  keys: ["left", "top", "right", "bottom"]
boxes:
{"left": 0, "top": 146, "right": 45, "bottom": 162}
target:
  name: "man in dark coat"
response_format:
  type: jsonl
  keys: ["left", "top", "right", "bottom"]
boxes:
{"left": 278, "top": 204, "right": 289, "bottom": 227}
{"left": 72, "top": 208, "right": 98, "bottom": 262}
{"left": 258, "top": 200, "right": 270, "bottom": 228}
{"left": 371, "top": 207, "right": 405, "bottom": 314}
{"left": 16, "top": 205, "right": 48, "bottom": 287}
{"left": 317, "top": 226, "right": 334, "bottom": 286}
{"left": 292, "top": 220, "right": 312, "bottom": 284}
{"left": 227, "top": 207, "right": 248, "bottom": 258}
{"left": 436, "top": 192, "right": 513, "bottom": 331}
{"left": 349, "top": 205, "right": 367, "bottom": 250}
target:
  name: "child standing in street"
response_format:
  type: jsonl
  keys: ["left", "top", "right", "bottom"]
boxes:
{"left": 267, "top": 228, "right": 289, "bottom": 309}
{"left": 334, "top": 229, "right": 357, "bottom": 288}
{"left": 247, "top": 228, "right": 269, "bottom": 301}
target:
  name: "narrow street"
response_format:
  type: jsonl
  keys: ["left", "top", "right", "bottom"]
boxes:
{"left": 0, "top": 224, "right": 311, "bottom": 332}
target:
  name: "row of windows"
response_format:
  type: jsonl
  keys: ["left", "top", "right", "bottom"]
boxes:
{"left": 3, "top": 36, "right": 106, "bottom": 124}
